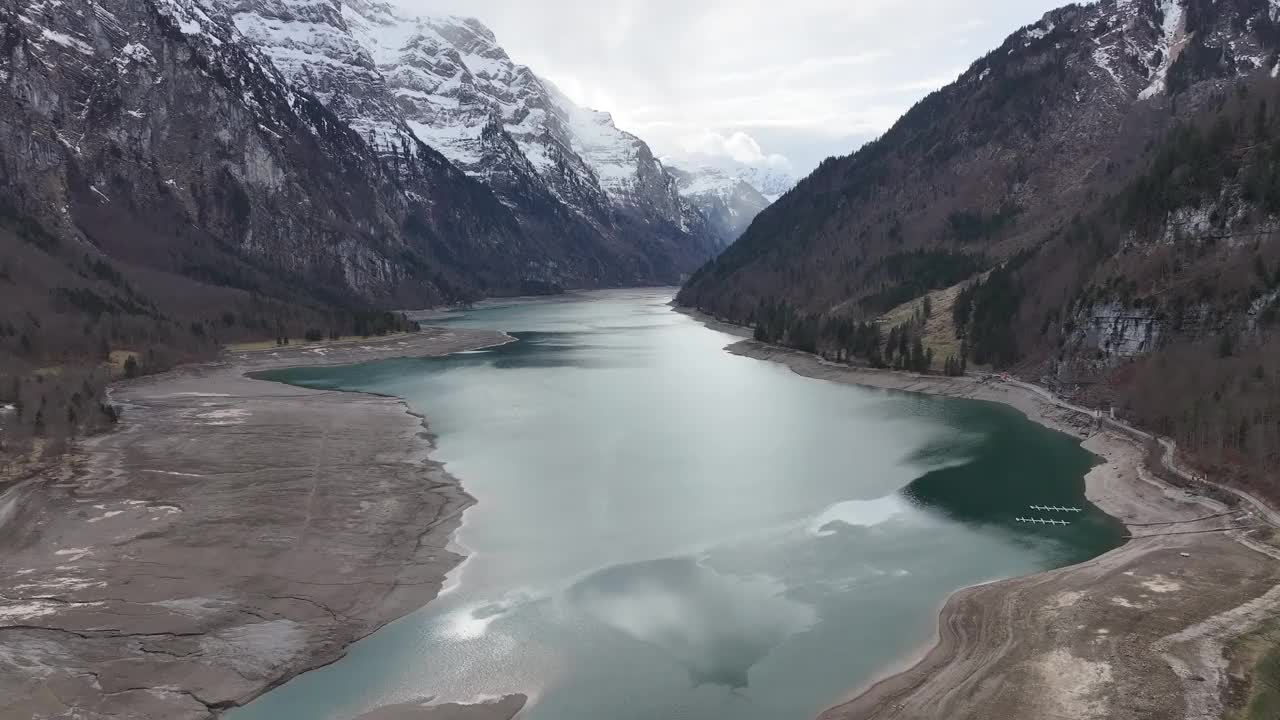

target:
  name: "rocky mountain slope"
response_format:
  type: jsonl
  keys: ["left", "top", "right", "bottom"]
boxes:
{"left": 665, "top": 155, "right": 796, "bottom": 242}
{"left": 678, "top": 0, "right": 1280, "bottom": 500}
{"left": 2, "top": 0, "right": 486, "bottom": 440}
{"left": 663, "top": 154, "right": 797, "bottom": 243}
{"left": 3, "top": 0, "right": 718, "bottom": 319}
{"left": 5, "top": 0, "right": 515, "bottom": 308}
{"left": 665, "top": 163, "right": 772, "bottom": 245}
{"left": 217, "top": 0, "right": 718, "bottom": 267}
{"left": 0, "top": 0, "right": 717, "bottom": 444}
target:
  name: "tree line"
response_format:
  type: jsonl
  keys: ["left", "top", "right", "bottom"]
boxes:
{"left": 753, "top": 297, "right": 941, "bottom": 374}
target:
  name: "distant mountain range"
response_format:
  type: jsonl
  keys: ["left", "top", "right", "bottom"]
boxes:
{"left": 665, "top": 155, "right": 797, "bottom": 202}
{"left": 663, "top": 156, "right": 796, "bottom": 242}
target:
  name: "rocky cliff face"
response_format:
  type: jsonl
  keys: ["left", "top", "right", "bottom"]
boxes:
{"left": 1068, "top": 302, "right": 1163, "bottom": 360}
{"left": 2, "top": 0, "right": 717, "bottom": 341}
{"left": 3, "top": 0, "right": 494, "bottom": 308}
{"left": 212, "top": 0, "right": 716, "bottom": 283}
{"left": 342, "top": 5, "right": 698, "bottom": 229}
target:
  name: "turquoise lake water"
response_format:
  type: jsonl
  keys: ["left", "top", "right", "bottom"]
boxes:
{"left": 232, "top": 288, "right": 1121, "bottom": 720}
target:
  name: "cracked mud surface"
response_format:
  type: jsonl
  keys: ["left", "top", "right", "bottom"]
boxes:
{"left": 0, "top": 329, "right": 512, "bottom": 719}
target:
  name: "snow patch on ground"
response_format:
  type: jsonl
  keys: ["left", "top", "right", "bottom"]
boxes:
{"left": 1162, "top": 206, "right": 1214, "bottom": 243}
{"left": 1139, "top": 0, "right": 1188, "bottom": 100}
{"left": 1035, "top": 648, "right": 1114, "bottom": 719}
{"left": 53, "top": 547, "right": 93, "bottom": 560}
{"left": 1141, "top": 575, "right": 1182, "bottom": 593}
{"left": 406, "top": 120, "right": 483, "bottom": 167}
{"left": 12, "top": 576, "right": 106, "bottom": 593}
{"left": 40, "top": 28, "right": 93, "bottom": 54}
{"left": 1024, "top": 21, "right": 1055, "bottom": 43}
{"left": 1093, "top": 45, "right": 1124, "bottom": 88}
{"left": 157, "top": 596, "right": 229, "bottom": 618}
{"left": 184, "top": 407, "right": 250, "bottom": 426}
{"left": 118, "top": 42, "right": 155, "bottom": 66}
{"left": 1054, "top": 590, "right": 1086, "bottom": 609}
{"left": 145, "top": 469, "right": 204, "bottom": 478}
{"left": 0, "top": 602, "right": 63, "bottom": 622}
{"left": 87, "top": 510, "right": 125, "bottom": 523}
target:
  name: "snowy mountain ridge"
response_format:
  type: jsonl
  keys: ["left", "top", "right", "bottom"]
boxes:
{"left": 662, "top": 161, "right": 773, "bottom": 244}
{"left": 335, "top": 3, "right": 694, "bottom": 230}
{"left": 659, "top": 154, "right": 797, "bottom": 243}
{"left": 211, "top": 0, "right": 717, "bottom": 259}
{"left": 664, "top": 155, "right": 797, "bottom": 203}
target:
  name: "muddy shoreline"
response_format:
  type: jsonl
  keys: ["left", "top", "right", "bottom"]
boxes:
{"left": 721, "top": 338, "right": 1280, "bottom": 720}
{"left": 353, "top": 693, "right": 526, "bottom": 720}
{"left": 7, "top": 304, "right": 1279, "bottom": 720}
{"left": 0, "top": 328, "right": 514, "bottom": 720}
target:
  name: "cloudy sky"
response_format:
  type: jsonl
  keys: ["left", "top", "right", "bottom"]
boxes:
{"left": 401, "top": 0, "right": 1065, "bottom": 177}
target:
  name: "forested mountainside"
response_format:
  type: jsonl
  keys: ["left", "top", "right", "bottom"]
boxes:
{"left": 679, "top": 0, "right": 1280, "bottom": 501}
{"left": 0, "top": 0, "right": 717, "bottom": 448}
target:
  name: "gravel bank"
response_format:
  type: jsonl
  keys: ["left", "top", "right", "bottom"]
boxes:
{"left": 0, "top": 328, "right": 513, "bottom": 719}
{"left": 723, "top": 339, "right": 1280, "bottom": 720}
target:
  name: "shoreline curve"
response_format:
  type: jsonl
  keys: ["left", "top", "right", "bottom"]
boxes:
{"left": 0, "top": 327, "right": 515, "bottom": 720}
{"left": 714, "top": 333, "right": 1280, "bottom": 720}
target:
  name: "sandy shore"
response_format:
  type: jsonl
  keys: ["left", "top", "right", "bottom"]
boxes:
{"left": 0, "top": 328, "right": 513, "bottom": 720}
{"left": 722, "top": 339, "right": 1280, "bottom": 720}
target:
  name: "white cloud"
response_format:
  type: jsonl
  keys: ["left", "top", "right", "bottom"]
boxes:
{"left": 677, "top": 131, "right": 792, "bottom": 170}
{"left": 395, "top": 0, "right": 1067, "bottom": 174}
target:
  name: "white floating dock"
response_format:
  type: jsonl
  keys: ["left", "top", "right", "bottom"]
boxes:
{"left": 1015, "top": 517, "right": 1071, "bottom": 526}
{"left": 1029, "top": 505, "right": 1082, "bottom": 513}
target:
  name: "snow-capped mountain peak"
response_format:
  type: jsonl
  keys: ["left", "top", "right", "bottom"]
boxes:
{"left": 663, "top": 157, "right": 793, "bottom": 244}
{"left": 209, "top": 0, "right": 716, "bottom": 265}
{"left": 665, "top": 154, "right": 797, "bottom": 203}
{"left": 305, "top": 3, "right": 691, "bottom": 233}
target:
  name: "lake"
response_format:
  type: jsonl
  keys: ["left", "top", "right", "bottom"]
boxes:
{"left": 231, "top": 288, "right": 1121, "bottom": 720}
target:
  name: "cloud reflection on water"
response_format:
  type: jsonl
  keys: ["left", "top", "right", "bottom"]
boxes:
{"left": 565, "top": 557, "right": 815, "bottom": 689}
